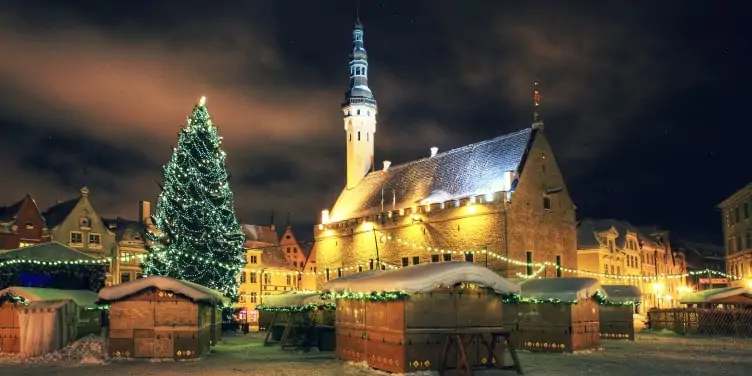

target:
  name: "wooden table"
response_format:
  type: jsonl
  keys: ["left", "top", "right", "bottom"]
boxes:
{"left": 438, "top": 330, "right": 523, "bottom": 375}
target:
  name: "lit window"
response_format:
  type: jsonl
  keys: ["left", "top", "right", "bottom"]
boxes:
{"left": 250, "top": 255, "right": 258, "bottom": 264}
{"left": 89, "top": 233, "right": 101, "bottom": 245}
{"left": 250, "top": 272, "right": 257, "bottom": 283}
{"left": 240, "top": 272, "right": 247, "bottom": 283}
{"left": 25, "top": 223, "right": 34, "bottom": 230}
{"left": 250, "top": 292, "right": 258, "bottom": 303}
{"left": 286, "top": 275, "right": 292, "bottom": 285}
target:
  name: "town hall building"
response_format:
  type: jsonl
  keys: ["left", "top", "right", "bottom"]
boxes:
{"left": 304, "top": 18, "right": 578, "bottom": 289}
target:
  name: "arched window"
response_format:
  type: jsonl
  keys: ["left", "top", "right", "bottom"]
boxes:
{"left": 358, "top": 131, "right": 361, "bottom": 141}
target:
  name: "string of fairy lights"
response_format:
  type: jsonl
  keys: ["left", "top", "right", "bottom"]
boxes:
{"left": 124, "top": 228, "right": 742, "bottom": 285}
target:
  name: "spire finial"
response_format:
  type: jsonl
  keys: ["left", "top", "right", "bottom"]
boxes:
{"left": 355, "top": 0, "right": 362, "bottom": 28}
{"left": 533, "top": 81, "right": 542, "bottom": 125}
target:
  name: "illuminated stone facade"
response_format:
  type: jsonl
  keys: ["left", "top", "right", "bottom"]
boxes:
{"left": 307, "top": 127, "right": 578, "bottom": 289}
{"left": 718, "top": 183, "right": 752, "bottom": 287}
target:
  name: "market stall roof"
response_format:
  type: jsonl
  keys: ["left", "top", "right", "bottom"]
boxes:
{"left": 322, "top": 262, "right": 520, "bottom": 295}
{"left": 602, "top": 285, "right": 642, "bottom": 303}
{"left": 518, "top": 277, "right": 604, "bottom": 301}
{"left": 0, "top": 242, "right": 102, "bottom": 262}
{"left": 679, "top": 286, "right": 752, "bottom": 304}
{"left": 97, "top": 276, "right": 229, "bottom": 306}
{"left": 263, "top": 291, "right": 325, "bottom": 307}
{"left": 0, "top": 286, "right": 99, "bottom": 309}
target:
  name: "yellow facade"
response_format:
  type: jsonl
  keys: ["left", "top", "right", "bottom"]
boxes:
{"left": 718, "top": 183, "right": 752, "bottom": 287}
{"left": 577, "top": 219, "right": 688, "bottom": 314}
{"left": 235, "top": 247, "right": 299, "bottom": 327}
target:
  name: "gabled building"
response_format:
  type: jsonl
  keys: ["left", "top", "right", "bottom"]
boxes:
{"left": 42, "top": 187, "right": 117, "bottom": 284}
{"left": 278, "top": 226, "right": 307, "bottom": 270}
{"left": 102, "top": 201, "right": 152, "bottom": 286}
{"left": 0, "top": 194, "right": 51, "bottom": 249}
{"left": 236, "top": 223, "right": 298, "bottom": 328}
{"left": 673, "top": 239, "right": 726, "bottom": 290}
{"left": 717, "top": 183, "right": 752, "bottom": 286}
{"left": 307, "top": 19, "right": 577, "bottom": 289}
{"left": 301, "top": 243, "right": 317, "bottom": 290}
{"left": 577, "top": 218, "right": 687, "bottom": 312}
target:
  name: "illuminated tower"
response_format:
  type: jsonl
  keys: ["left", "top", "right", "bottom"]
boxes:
{"left": 343, "top": 16, "right": 378, "bottom": 189}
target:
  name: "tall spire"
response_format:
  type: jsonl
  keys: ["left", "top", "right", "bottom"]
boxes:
{"left": 343, "top": 11, "right": 376, "bottom": 109}
{"left": 342, "top": 9, "right": 378, "bottom": 189}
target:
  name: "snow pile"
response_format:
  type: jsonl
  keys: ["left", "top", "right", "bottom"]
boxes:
{"left": 21, "top": 335, "right": 108, "bottom": 364}
{"left": 324, "top": 262, "right": 520, "bottom": 295}
{"left": 346, "top": 360, "right": 438, "bottom": 376}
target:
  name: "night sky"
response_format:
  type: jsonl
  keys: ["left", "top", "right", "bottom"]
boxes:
{"left": 0, "top": 1, "right": 749, "bottom": 244}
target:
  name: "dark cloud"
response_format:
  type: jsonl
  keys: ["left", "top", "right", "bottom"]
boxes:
{"left": 0, "top": 1, "right": 748, "bottom": 241}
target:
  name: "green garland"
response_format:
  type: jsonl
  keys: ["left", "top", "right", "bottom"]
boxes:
{"left": 0, "top": 293, "right": 28, "bottom": 305}
{"left": 256, "top": 302, "right": 336, "bottom": 313}
{"left": 320, "top": 291, "right": 411, "bottom": 301}
{"left": 501, "top": 290, "right": 640, "bottom": 306}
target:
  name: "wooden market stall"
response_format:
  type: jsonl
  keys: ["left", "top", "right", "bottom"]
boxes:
{"left": 323, "top": 262, "right": 523, "bottom": 375}
{"left": 257, "top": 291, "right": 336, "bottom": 350}
{"left": 0, "top": 286, "right": 101, "bottom": 357}
{"left": 503, "top": 277, "right": 605, "bottom": 353}
{"left": 97, "top": 276, "right": 228, "bottom": 359}
{"left": 679, "top": 286, "right": 752, "bottom": 308}
{"left": 600, "top": 285, "right": 641, "bottom": 341}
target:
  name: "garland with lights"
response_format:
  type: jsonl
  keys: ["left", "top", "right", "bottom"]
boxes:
{"left": 0, "top": 261, "right": 106, "bottom": 292}
{"left": 381, "top": 234, "right": 742, "bottom": 282}
{"left": 255, "top": 302, "right": 336, "bottom": 313}
{"left": 142, "top": 97, "right": 246, "bottom": 301}
{"left": 321, "top": 291, "right": 411, "bottom": 301}
{"left": 0, "top": 293, "right": 29, "bottom": 305}
{"left": 500, "top": 290, "right": 640, "bottom": 306}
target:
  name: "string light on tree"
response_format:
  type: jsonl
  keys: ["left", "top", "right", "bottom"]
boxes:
{"left": 143, "top": 96, "right": 246, "bottom": 301}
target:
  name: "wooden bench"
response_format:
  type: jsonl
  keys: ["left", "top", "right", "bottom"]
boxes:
{"left": 438, "top": 330, "right": 524, "bottom": 375}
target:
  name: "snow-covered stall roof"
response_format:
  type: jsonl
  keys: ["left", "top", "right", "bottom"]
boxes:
{"left": 518, "top": 277, "right": 604, "bottom": 302}
{"left": 97, "top": 276, "right": 229, "bottom": 306}
{"left": 679, "top": 286, "right": 752, "bottom": 304}
{"left": 320, "top": 270, "right": 385, "bottom": 292}
{"left": 322, "top": 262, "right": 520, "bottom": 295}
{"left": 602, "top": 285, "right": 642, "bottom": 303}
{"left": 262, "top": 291, "right": 325, "bottom": 307}
{"left": 0, "top": 287, "right": 99, "bottom": 309}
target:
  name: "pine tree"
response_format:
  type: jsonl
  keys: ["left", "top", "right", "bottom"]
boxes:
{"left": 143, "top": 96, "right": 246, "bottom": 300}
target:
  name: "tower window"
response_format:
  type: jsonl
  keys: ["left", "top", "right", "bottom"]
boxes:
{"left": 543, "top": 196, "right": 551, "bottom": 210}
{"left": 358, "top": 131, "right": 361, "bottom": 141}
{"left": 366, "top": 133, "right": 369, "bottom": 141}
{"left": 349, "top": 133, "right": 352, "bottom": 141}
{"left": 357, "top": 109, "right": 361, "bottom": 115}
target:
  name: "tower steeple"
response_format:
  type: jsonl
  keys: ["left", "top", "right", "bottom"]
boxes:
{"left": 343, "top": 15, "right": 378, "bottom": 189}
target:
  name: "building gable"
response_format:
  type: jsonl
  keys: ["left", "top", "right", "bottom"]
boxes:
{"left": 45, "top": 188, "right": 116, "bottom": 257}
{"left": 328, "top": 127, "right": 534, "bottom": 222}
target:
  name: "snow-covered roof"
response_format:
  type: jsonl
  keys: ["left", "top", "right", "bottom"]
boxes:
{"left": 97, "top": 276, "right": 229, "bottom": 306}
{"left": 0, "top": 287, "right": 99, "bottom": 309}
{"left": 320, "top": 270, "right": 385, "bottom": 292}
{"left": 679, "top": 286, "right": 752, "bottom": 304}
{"left": 322, "top": 262, "right": 520, "bottom": 295}
{"left": 263, "top": 291, "right": 325, "bottom": 307}
{"left": 518, "top": 277, "right": 604, "bottom": 302}
{"left": 602, "top": 285, "right": 642, "bottom": 303}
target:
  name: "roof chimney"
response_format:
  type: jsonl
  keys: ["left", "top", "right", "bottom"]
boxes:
{"left": 430, "top": 147, "right": 438, "bottom": 157}
{"left": 383, "top": 160, "right": 392, "bottom": 171}
{"left": 139, "top": 201, "right": 151, "bottom": 224}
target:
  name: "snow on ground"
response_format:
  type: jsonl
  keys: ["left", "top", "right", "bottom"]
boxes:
{"left": 1, "top": 331, "right": 751, "bottom": 376}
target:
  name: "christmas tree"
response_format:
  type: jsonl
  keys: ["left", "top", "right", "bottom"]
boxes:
{"left": 143, "top": 96, "right": 246, "bottom": 301}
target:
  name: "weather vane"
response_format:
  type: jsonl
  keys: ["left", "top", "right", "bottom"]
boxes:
{"left": 533, "top": 81, "right": 541, "bottom": 123}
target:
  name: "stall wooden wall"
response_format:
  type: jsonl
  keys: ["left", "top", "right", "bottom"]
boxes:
{"left": 0, "top": 302, "right": 20, "bottom": 353}
{"left": 108, "top": 287, "right": 213, "bottom": 359}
